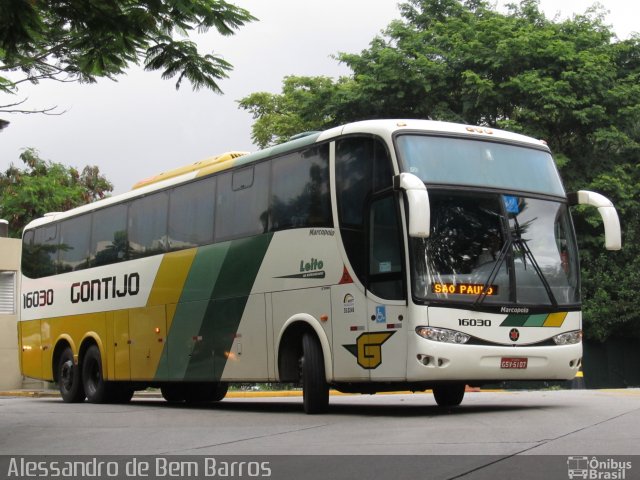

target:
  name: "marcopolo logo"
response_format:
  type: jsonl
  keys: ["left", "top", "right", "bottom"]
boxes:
{"left": 567, "top": 456, "right": 632, "bottom": 479}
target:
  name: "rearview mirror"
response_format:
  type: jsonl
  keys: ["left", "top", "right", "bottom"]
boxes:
{"left": 568, "top": 190, "right": 622, "bottom": 250}
{"left": 394, "top": 173, "right": 430, "bottom": 238}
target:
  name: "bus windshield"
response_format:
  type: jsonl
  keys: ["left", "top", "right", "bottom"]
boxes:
{"left": 410, "top": 190, "right": 580, "bottom": 307}
{"left": 396, "top": 134, "right": 565, "bottom": 197}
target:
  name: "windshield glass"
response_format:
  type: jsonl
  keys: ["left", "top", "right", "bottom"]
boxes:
{"left": 396, "top": 135, "right": 565, "bottom": 197}
{"left": 411, "top": 191, "right": 580, "bottom": 307}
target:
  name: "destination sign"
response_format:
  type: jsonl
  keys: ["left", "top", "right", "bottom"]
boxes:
{"left": 431, "top": 283, "right": 498, "bottom": 296}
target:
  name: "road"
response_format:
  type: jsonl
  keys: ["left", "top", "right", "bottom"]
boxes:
{"left": 0, "top": 389, "right": 638, "bottom": 479}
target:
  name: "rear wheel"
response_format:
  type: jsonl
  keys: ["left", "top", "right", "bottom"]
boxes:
{"left": 433, "top": 383, "right": 465, "bottom": 407}
{"left": 162, "top": 382, "right": 228, "bottom": 403}
{"left": 184, "top": 382, "right": 229, "bottom": 403}
{"left": 82, "top": 345, "right": 110, "bottom": 403}
{"left": 210, "top": 382, "right": 228, "bottom": 402}
{"left": 109, "top": 384, "right": 135, "bottom": 403}
{"left": 57, "top": 347, "right": 85, "bottom": 403}
{"left": 161, "top": 384, "right": 185, "bottom": 403}
{"left": 301, "top": 333, "right": 329, "bottom": 414}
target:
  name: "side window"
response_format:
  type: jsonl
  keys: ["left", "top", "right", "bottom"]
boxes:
{"left": 21, "top": 225, "right": 53, "bottom": 278}
{"left": 91, "top": 203, "right": 128, "bottom": 267}
{"left": 129, "top": 192, "right": 168, "bottom": 258}
{"left": 168, "top": 177, "right": 216, "bottom": 250}
{"left": 215, "top": 162, "right": 269, "bottom": 241}
{"left": 21, "top": 230, "right": 35, "bottom": 278}
{"left": 270, "top": 145, "right": 331, "bottom": 231}
{"left": 369, "top": 195, "right": 404, "bottom": 300}
{"left": 336, "top": 137, "right": 395, "bottom": 284}
{"left": 59, "top": 215, "right": 91, "bottom": 272}
{"left": 22, "top": 224, "right": 59, "bottom": 278}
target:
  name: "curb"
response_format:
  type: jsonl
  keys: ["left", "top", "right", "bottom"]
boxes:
{"left": 0, "top": 390, "right": 61, "bottom": 398}
{"left": 0, "top": 387, "right": 485, "bottom": 399}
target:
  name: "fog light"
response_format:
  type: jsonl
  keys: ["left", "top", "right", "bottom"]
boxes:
{"left": 553, "top": 330, "right": 582, "bottom": 345}
{"left": 416, "top": 326, "right": 470, "bottom": 344}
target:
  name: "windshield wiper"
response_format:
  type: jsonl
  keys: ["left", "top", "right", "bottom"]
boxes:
{"left": 512, "top": 236, "right": 558, "bottom": 307}
{"left": 474, "top": 222, "right": 559, "bottom": 308}
{"left": 473, "top": 235, "right": 512, "bottom": 307}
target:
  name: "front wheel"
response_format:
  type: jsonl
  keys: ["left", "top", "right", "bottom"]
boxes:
{"left": 433, "top": 383, "right": 465, "bottom": 407}
{"left": 57, "top": 347, "right": 85, "bottom": 403}
{"left": 301, "top": 333, "right": 329, "bottom": 414}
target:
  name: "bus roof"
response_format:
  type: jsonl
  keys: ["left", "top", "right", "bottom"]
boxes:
{"left": 23, "top": 119, "right": 549, "bottom": 231}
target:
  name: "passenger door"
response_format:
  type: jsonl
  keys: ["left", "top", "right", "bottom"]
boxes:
{"left": 366, "top": 194, "right": 407, "bottom": 381}
{"left": 333, "top": 137, "right": 407, "bottom": 381}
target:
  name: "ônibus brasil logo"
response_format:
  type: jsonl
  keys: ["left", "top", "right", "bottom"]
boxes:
{"left": 567, "top": 456, "right": 632, "bottom": 479}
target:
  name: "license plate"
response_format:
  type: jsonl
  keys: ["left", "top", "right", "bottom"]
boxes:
{"left": 501, "top": 357, "right": 528, "bottom": 369}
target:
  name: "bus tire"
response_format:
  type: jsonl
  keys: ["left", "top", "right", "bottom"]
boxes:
{"left": 110, "top": 384, "right": 135, "bottom": 403}
{"left": 82, "top": 345, "right": 109, "bottom": 403}
{"left": 184, "top": 382, "right": 229, "bottom": 403}
{"left": 210, "top": 382, "right": 229, "bottom": 402}
{"left": 161, "top": 385, "right": 185, "bottom": 403}
{"left": 433, "top": 383, "right": 465, "bottom": 407}
{"left": 57, "top": 347, "right": 85, "bottom": 403}
{"left": 301, "top": 333, "right": 329, "bottom": 414}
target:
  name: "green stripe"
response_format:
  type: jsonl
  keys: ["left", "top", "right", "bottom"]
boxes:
{"left": 157, "top": 234, "right": 273, "bottom": 381}
{"left": 524, "top": 314, "right": 548, "bottom": 327}
{"left": 501, "top": 314, "right": 528, "bottom": 327}
{"left": 156, "top": 243, "right": 230, "bottom": 380}
{"left": 499, "top": 313, "right": 564, "bottom": 327}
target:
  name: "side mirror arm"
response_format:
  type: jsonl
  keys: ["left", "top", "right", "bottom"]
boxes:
{"left": 568, "top": 190, "right": 622, "bottom": 251}
{"left": 393, "top": 173, "right": 430, "bottom": 238}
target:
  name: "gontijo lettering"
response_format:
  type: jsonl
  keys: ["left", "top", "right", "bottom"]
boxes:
{"left": 71, "top": 273, "right": 140, "bottom": 303}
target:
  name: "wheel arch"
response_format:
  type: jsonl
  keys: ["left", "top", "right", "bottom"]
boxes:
{"left": 276, "top": 314, "right": 332, "bottom": 383}
{"left": 78, "top": 332, "right": 106, "bottom": 375}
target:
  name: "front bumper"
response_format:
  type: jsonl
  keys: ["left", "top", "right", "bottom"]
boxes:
{"left": 407, "top": 337, "right": 582, "bottom": 382}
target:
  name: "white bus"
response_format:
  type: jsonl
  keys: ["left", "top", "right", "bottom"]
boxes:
{"left": 19, "top": 119, "right": 621, "bottom": 413}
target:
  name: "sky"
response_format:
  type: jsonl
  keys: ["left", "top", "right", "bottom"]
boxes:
{"left": 0, "top": 0, "right": 638, "bottom": 195}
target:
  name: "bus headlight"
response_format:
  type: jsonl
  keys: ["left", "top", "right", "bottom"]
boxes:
{"left": 552, "top": 330, "right": 582, "bottom": 345}
{"left": 415, "top": 326, "right": 470, "bottom": 344}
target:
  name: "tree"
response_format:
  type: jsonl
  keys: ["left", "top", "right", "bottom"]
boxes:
{"left": 0, "top": 0, "right": 256, "bottom": 114}
{"left": 239, "top": 0, "right": 640, "bottom": 341}
{"left": 238, "top": 76, "right": 342, "bottom": 148}
{"left": 0, "top": 148, "right": 112, "bottom": 236}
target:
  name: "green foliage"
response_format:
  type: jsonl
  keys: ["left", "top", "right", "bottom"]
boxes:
{"left": 239, "top": 0, "right": 640, "bottom": 341}
{"left": 0, "top": 148, "right": 113, "bottom": 237}
{"left": 238, "top": 76, "right": 342, "bottom": 148}
{"left": 0, "top": 0, "right": 256, "bottom": 109}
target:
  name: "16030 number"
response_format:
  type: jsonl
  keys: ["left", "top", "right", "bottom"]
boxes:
{"left": 458, "top": 318, "right": 492, "bottom": 327}
{"left": 23, "top": 289, "right": 54, "bottom": 309}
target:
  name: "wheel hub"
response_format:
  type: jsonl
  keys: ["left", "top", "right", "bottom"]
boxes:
{"left": 61, "top": 360, "right": 74, "bottom": 390}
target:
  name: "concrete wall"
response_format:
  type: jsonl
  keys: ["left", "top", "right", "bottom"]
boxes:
{"left": 0, "top": 236, "right": 22, "bottom": 390}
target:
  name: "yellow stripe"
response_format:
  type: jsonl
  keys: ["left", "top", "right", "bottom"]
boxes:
{"left": 543, "top": 312, "right": 567, "bottom": 327}
{"left": 146, "top": 249, "right": 197, "bottom": 308}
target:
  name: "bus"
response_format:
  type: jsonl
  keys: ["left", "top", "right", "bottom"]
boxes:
{"left": 18, "top": 119, "right": 621, "bottom": 413}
